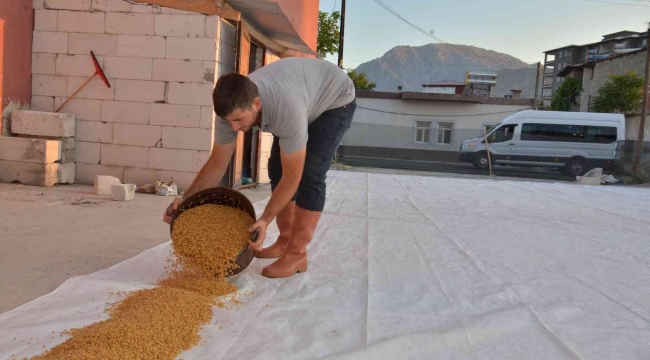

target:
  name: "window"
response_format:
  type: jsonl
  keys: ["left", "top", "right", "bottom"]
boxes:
{"left": 484, "top": 124, "right": 496, "bottom": 133}
{"left": 248, "top": 42, "right": 265, "bottom": 73}
{"left": 488, "top": 124, "right": 517, "bottom": 143}
{"left": 584, "top": 126, "right": 617, "bottom": 143}
{"left": 415, "top": 121, "right": 431, "bottom": 143}
{"left": 556, "top": 124, "right": 585, "bottom": 142}
{"left": 521, "top": 123, "right": 556, "bottom": 141}
{"left": 437, "top": 122, "right": 454, "bottom": 144}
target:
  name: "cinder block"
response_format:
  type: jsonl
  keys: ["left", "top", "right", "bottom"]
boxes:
{"left": 101, "top": 101, "right": 150, "bottom": 124}
{"left": 160, "top": 7, "right": 195, "bottom": 15}
{"left": 94, "top": 175, "right": 122, "bottom": 195}
{"left": 76, "top": 141, "right": 101, "bottom": 164}
{"left": 0, "top": 137, "right": 62, "bottom": 164}
{"left": 56, "top": 54, "right": 103, "bottom": 77}
{"left": 106, "top": 13, "right": 155, "bottom": 36}
{"left": 116, "top": 35, "right": 166, "bottom": 59}
{"left": 113, "top": 123, "right": 162, "bottom": 147}
{"left": 33, "top": 31, "right": 68, "bottom": 54}
{"left": 123, "top": 167, "right": 197, "bottom": 191}
{"left": 32, "top": 53, "right": 56, "bottom": 75}
{"left": 66, "top": 76, "right": 115, "bottom": 101}
{"left": 31, "top": 96, "right": 55, "bottom": 112}
{"left": 198, "top": 150, "right": 211, "bottom": 170}
{"left": 61, "top": 137, "right": 76, "bottom": 150}
{"left": 69, "top": 33, "right": 117, "bottom": 56}
{"left": 55, "top": 97, "right": 102, "bottom": 121}
{"left": 162, "top": 126, "right": 212, "bottom": 151}
{"left": 155, "top": 14, "right": 206, "bottom": 38}
{"left": 0, "top": 160, "right": 59, "bottom": 187}
{"left": 148, "top": 147, "right": 198, "bottom": 172}
{"left": 111, "top": 184, "right": 136, "bottom": 201}
{"left": 76, "top": 163, "right": 124, "bottom": 184}
{"left": 101, "top": 144, "right": 149, "bottom": 168}
{"left": 150, "top": 104, "right": 201, "bottom": 127}
{"left": 58, "top": 162, "right": 76, "bottom": 184}
{"left": 165, "top": 82, "right": 213, "bottom": 106}
{"left": 114, "top": 79, "right": 164, "bottom": 103}
{"left": 35, "top": 10, "right": 58, "bottom": 31}
{"left": 57, "top": 10, "right": 105, "bottom": 34}
{"left": 32, "top": 75, "right": 67, "bottom": 97}
{"left": 91, "top": 0, "right": 111, "bottom": 11}
{"left": 103, "top": 57, "right": 152, "bottom": 80}
{"left": 202, "top": 61, "right": 217, "bottom": 83}
{"left": 75, "top": 119, "right": 113, "bottom": 143}
{"left": 11, "top": 110, "right": 75, "bottom": 137}
{"left": 110, "top": 0, "right": 153, "bottom": 13}
{"left": 200, "top": 106, "right": 215, "bottom": 129}
{"left": 205, "top": 16, "right": 220, "bottom": 38}
{"left": 166, "top": 37, "right": 217, "bottom": 61}
{"left": 60, "top": 148, "right": 76, "bottom": 163}
{"left": 152, "top": 59, "right": 203, "bottom": 82}
{"left": 44, "top": 0, "right": 91, "bottom": 10}
{"left": 34, "top": 0, "right": 45, "bottom": 10}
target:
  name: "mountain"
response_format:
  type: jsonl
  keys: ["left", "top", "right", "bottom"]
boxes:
{"left": 355, "top": 44, "right": 538, "bottom": 98}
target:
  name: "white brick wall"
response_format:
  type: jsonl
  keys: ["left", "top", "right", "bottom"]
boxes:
{"left": 113, "top": 123, "right": 162, "bottom": 147}
{"left": 33, "top": 75, "right": 68, "bottom": 97}
{"left": 166, "top": 37, "right": 217, "bottom": 61}
{"left": 101, "top": 144, "right": 149, "bottom": 168}
{"left": 123, "top": 167, "right": 197, "bottom": 191}
{"left": 166, "top": 82, "right": 213, "bottom": 106}
{"left": 32, "top": 53, "right": 56, "bottom": 75}
{"left": 152, "top": 59, "right": 203, "bottom": 82}
{"left": 35, "top": 10, "right": 58, "bottom": 31}
{"left": 116, "top": 35, "right": 165, "bottom": 58}
{"left": 162, "top": 127, "right": 213, "bottom": 151}
{"left": 160, "top": 7, "right": 195, "bottom": 15}
{"left": 76, "top": 163, "right": 124, "bottom": 184}
{"left": 200, "top": 106, "right": 215, "bottom": 129}
{"left": 106, "top": 13, "right": 155, "bottom": 35}
{"left": 76, "top": 120, "right": 113, "bottom": 143}
{"left": 33, "top": 31, "right": 68, "bottom": 54}
{"left": 103, "top": 57, "right": 153, "bottom": 80}
{"left": 34, "top": 0, "right": 45, "bottom": 10}
{"left": 150, "top": 104, "right": 201, "bottom": 127}
{"left": 102, "top": 101, "right": 150, "bottom": 124}
{"left": 55, "top": 97, "right": 102, "bottom": 121}
{"left": 155, "top": 14, "right": 206, "bottom": 38}
{"left": 56, "top": 54, "right": 104, "bottom": 77}
{"left": 69, "top": 33, "right": 117, "bottom": 56}
{"left": 76, "top": 141, "right": 101, "bottom": 164}
{"left": 115, "top": 80, "right": 165, "bottom": 103}
{"left": 202, "top": 61, "right": 217, "bottom": 84}
{"left": 31, "top": 96, "right": 55, "bottom": 112}
{"left": 198, "top": 150, "right": 211, "bottom": 170}
{"left": 67, "top": 77, "right": 115, "bottom": 100}
{"left": 206, "top": 16, "right": 220, "bottom": 38}
{"left": 44, "top": 0, "right": 91, "bottom": 11}
{"left": 149, "top": 148, "right": 198, "bottom": 172}
{"left": 57, "top": 10, "right": 105, "bottom": 34}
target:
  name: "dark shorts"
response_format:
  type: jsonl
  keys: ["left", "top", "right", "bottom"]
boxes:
{"left": 268, "top": 99, "right": 357, "bottom": 212}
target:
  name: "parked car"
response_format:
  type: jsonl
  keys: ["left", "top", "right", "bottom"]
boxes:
{"left": 459, "top": 110, "right": 625, "bottom": 176}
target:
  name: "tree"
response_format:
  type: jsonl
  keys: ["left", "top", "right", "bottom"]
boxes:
{"left": 591, "top": 71, "right": 644, "bottom": 113}
{"left": 317, "top": 11, "right": 340, "bottom": 56}
{"left": 550, "top": 78, "right": 582, "bottom": 111}
{"left": 347, "top": 70, "right": 376, "bottom": 91}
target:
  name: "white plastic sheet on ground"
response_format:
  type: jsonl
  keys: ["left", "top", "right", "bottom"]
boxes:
{"left": 2, "top": 171, "right": 650, "bottom": 360}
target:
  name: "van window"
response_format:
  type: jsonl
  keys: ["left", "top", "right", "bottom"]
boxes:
{"left": 556, "top": 125, "right": 585, "bottom": 142}
{"left": 521, "top": 123, "right": 556, "bottom": 141}
{"left": 488, "top": 124, "right": 517, "bottom": 143}
{"left": 584, "top": 126, "right": 617, "bottom": 143}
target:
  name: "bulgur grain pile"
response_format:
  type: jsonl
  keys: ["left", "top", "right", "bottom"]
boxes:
{"left": 32, "top": 204, "right": 254, "bottom": 360}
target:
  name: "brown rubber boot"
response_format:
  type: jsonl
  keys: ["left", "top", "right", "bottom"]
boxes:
{"left": 254, "top": 201, "right": 295, "bottom": 259}
{"left": 261, "top": 206, "right": 322, "bottom": 278}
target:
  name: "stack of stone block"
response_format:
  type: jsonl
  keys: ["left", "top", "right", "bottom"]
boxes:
{"left": 0, "top": 110, "right": 76, "bottom": 186}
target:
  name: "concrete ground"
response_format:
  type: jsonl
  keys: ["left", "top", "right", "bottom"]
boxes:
{"left": 0, "top": 182, "right": 271, "bottom": 314}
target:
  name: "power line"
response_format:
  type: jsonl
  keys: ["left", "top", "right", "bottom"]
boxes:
{"left": 356, "top": 106, "right": 533, "bottom": 117}
{"left": 585, "top": 0, "right": 650, "bottom": 7}
{"left": 331, "top": 0, "right": 337, "bottom": 13}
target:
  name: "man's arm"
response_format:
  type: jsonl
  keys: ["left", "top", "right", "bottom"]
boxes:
{"left": 163, "top": 141, "right": 236, "bottom": 223}
{"left": 248, "top": 146, "right": 306, "bottom": 250}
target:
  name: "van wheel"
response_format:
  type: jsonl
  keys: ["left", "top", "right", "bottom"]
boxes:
{"left": 565, "top": 159, "right": 587, "bottom": 176}
{"left": 473, "top": 153, "right": 491, "bottom": 170}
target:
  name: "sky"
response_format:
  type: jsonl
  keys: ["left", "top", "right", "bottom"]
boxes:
{"left": 318, "top": 0, "right": 650, "bottom": 69}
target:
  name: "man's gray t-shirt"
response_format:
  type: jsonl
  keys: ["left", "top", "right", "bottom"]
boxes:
{"left": 215, "top": 58, "right": 355, "bottom": 154}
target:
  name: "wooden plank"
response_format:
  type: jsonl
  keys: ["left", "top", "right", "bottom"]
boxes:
{"left": 129, "top": 0, "right": 240, "bottom": 20}
{"left": 230, "top": 24, "right": 250, "bottom": 189}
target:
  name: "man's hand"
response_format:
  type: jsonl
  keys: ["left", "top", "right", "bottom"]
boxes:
{"left": 248, "top": 218, "right": 269, "bottom": 251}
{"left": 163, "top": 198, "right": 182, "bottom": 224}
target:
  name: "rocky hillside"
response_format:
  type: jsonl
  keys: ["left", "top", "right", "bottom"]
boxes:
{"left": 355, "top": 43, "right": 538, "bottom": 98}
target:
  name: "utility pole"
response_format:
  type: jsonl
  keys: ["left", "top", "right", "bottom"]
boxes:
{"left": 534, "top": 62, "right": 541, "bottom": 110}
{"left": 337, "top": 0, "right": 347, "bottom": 69}
{"left": 633, "top": 24, "right": 650, "bottom": 173}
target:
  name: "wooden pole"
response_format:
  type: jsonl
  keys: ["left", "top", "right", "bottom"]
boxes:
{"left": 633, "top": 25, "right": 650, "bottom": 173}
{"left": 55, "top": 73, "right": 96, "bottom": 113}
{"left": 483, "top": 126, "right": 493, "bottom": 177}
{"left": 534, "top": 62, "right": 541, "bottom": 110}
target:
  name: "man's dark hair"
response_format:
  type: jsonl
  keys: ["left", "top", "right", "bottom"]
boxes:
{"left": 212, "top": 73, "right": 259, "bottom": 118}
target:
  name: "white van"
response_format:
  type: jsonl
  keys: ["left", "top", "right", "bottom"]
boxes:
{"left": 459, "top": 110, "right": 625, "bottom": 176}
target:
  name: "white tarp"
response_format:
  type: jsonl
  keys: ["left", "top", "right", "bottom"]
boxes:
{"left": 2, "top": 171, "right": 650, "bottom": 359}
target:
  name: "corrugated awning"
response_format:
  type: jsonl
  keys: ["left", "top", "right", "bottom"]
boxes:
{"left": 226, "top": 0, "right": 319, "bottom": 56}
